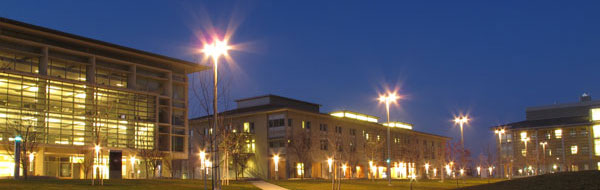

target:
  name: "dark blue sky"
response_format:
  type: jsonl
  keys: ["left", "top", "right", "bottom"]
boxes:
{"left": 3, "top": 0, "right": 599, "bottom": 155}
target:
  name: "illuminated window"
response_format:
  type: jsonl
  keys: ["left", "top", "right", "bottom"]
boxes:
{"left": 591, "top": 108, "right": 600, "bottom": 121}
{"left": 571, "top": 145, "right": 578, "bottom": 155}
{"left": 595, "top": 139, "right": 600, "bottom": 156}
{"left": 296, "top": 163, "right": 304, "bottom": 176}
{"left": 593, "top": 125, "right": 600, "bottom": 138}
{"left": 520, "top": 131, "right": 527, "bottom": 139}
{"left": 555, "top": 129, "right": 562, "bottom": 139}
{"left": 521, "top": 149, "right": 527, "bottom": 157}
{"left": 243, "top": 122, "right": 250, "bottom": 133}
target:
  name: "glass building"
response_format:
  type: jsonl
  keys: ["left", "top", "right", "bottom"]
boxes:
{"left": 0, "top": 17, "right": 205, "bottom": 179}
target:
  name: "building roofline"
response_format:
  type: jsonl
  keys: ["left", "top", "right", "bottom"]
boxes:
{"left": 190, "top": 106, "right": 451, "bottom": 140}
{"left": 234, "top": 94, "right": 322, "bottom": 107}
{"left": 526, "top": 99, "right": 600, "bottom": 112}
{"left": 0, "top": 17, "right": 206, "bottom": 73}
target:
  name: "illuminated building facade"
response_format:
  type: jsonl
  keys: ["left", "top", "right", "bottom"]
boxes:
{"left": 493, "top": 94, "right": 600, "bottom": 177}
{"left": 0, "top": 18, "right": 204, "bottom": 179}
{"left": 189, "top": 95, "right": 449, "bottom": 179}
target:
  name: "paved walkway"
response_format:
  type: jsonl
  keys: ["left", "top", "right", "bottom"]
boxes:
{"left": 249, "top": 180, "right": 289, "bottom": 190}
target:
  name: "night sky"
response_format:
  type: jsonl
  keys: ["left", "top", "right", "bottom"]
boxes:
{"left": 2, "top": 0, "right": 599, "bottom": 156}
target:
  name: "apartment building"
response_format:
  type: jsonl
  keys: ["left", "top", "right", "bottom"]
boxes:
{"left": 493, "top": 94, "right": 600, "bottom": 177}
{"left": 189, "top": 95, "right": 450, "bottom": 180}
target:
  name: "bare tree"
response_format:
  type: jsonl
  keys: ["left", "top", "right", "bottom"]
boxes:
{"left": 223, "top": 130, "right": 252, "bottom": 180}
{"left": 364, "top": 129, "right": 385, "bottom": 179}
{"left": 1, "top": 119, "right": 41, "bottom": 180}
{"left": 78, "top": 149, "right": 95, "bottom": 179}
{"left": 190, "top": 70, "right": 233, "bottom": 187}
{"left": 288, "top": 127, "right": 312, "bottom": 180}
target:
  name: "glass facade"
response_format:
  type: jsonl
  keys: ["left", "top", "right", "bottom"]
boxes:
{"left": 0, "top": 72, "right": 156, "bottom": 149}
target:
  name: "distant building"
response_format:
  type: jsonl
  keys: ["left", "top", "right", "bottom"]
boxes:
{"left": 189, "top": 95, "right": 450, "bottom": 180}
{"left": 0, "top": 18, "right": 205, "bottom": 179}
{"left": 493, "top": 93, "right": 600, "bottom": 177}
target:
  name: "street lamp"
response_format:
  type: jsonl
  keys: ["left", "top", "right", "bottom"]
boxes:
{"left": 199, "top": 151, "right": 207, "bottom": 190}
{"left": 379, "top": 92, "right": 399, "bottom": 186}
{"left": 539, "top": 142, "right": 547, "bottom": 174}
{"left": 454, "top": 116, "right": 469, "bottom": 149}
{"left": 424, "top": 163, "right": 430, "bottom": 176}
{"left": 494, "top": 128, "right": 505, "bottom": 177}
{"left": 202, "top": 38, "right": 231, "bottom": 190}
{"left": 273, "top": 155, "right": 280, "bottom": 180}
{"left": 130, "top": 156, "right": 136, "bottom": 179}
{"left": 341, "top": 164, "right": 347, "bottom": 177}
{"left": 477, "top": 166, "right": 481, "bottom": 176}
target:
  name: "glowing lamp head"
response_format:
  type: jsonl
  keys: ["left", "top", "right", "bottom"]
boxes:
{"left": 327, "top": 158, "right": 333, "bottom": 166}
{"left": 14, "top": 135, "right": 22, "bottom": 142}
{"left": 454, "top": 116, "right": 469, "bottom": 125}
{"left": 202, "top": 39, "right": 231, "bottom": 61}
{"left": 378, "top": 92, "right": 400, "bottom": 104}
{"left": 94, "top": 145, "right": 101, "bottom": 153}
{"left": 199, "top": 151, "right": 206, "bottom": 160}
{"left": 273, "top": 155, "right": 280, "bottom": 163}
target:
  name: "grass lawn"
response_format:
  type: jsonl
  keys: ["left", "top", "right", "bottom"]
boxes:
{"left": 460, "top": 170, "right": 600, "bottom": 190}
{"left": 0, "top": 179, "right": 260, "bottom": 190}
{"left": 270, "top": 178, "right": 504, "bottom": 190}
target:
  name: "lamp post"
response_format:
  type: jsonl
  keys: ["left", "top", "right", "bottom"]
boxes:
{"left": 378, "top": 92, "right": 399, "bottom": 186}
{"left": 539, "top": 142, "right": 547, "bottom": 174}
{"left": 200, "top": 151, "right": 207, "bottom": 190}
{"left": 202, "top": 38, "right": 230, "bottom": 190}
{"left": 273, "top": 155, "right": 280, "bottom": 180}
{"left": 130, "top": 156, "right": 136, "bottom": 179}
{"left": 328, "top": 158, "right": 334, "bottom": 190}
{"left": 454, "top": 116, "right": 469, "bottom": 151}
{"left": 14, "top": 135, "right": 22, "bottom": 180}
{"left": 521, "top": 137, "right": 530, "bottom": 175}
{"left": 494, "top": 128, "right": 505, "bottom": 178}
{"left": 94, "top": 144, "right": 102, "bottom": 185}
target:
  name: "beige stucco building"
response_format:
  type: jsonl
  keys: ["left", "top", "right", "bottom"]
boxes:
{"left": 189, "top": 95, "right": 450, "bottom": 180}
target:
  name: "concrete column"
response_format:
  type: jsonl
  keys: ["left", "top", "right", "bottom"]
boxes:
{"left": 39, "top": 47, "right": 48, "bottom": 75}
{"left": 588, "top": 126, "right": 594, "bottom": 169}
{"left": 86, "top": 57, "right": 95, "bottom": 83}
{"left": 128, "top": 65, "right": 136, "bottom": 90}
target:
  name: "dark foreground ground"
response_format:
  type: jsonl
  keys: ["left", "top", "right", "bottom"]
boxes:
{"left": 0, "top": 179, "right": 259, "bottom": 190}
{"left": 460, "top": 170, "right": 600, "bottom": 190}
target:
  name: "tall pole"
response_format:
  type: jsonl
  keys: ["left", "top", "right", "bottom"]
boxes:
{"left": 386, "top": 100, "right": 391, "bottom": 186}
{"left": 212, "top": 57, "right": 219, "bottom": 190}
{"left": 459, "top": 122, "right": 464, "bottom": 151}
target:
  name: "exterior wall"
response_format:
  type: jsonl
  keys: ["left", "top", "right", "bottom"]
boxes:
{"left": 189, "top": 108, "right": 449, "bottom": 180}
{"left": 0, "top": 18, "right": 201, "bottom": 179}
{"left": 497, "top": 125, "right": 600, "bottom": 177}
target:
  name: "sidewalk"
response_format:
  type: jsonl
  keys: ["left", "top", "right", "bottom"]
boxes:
{"left": 249, "top": 180, "right": 289, "bottom": 190}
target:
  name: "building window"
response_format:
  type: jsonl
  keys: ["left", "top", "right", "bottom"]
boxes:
{"left": 593, "top": 125, "right": 600, "bottom": 138}
{"left": 288, "top": 119, "right": 292, "bottom": 127}
{"left": 243, "top": 122, "right": 250, "bottom": 133}
{"left": 555, "top": 129, "right": 562, "bottom": 139}
{"left": 595, "top": 140, "right": 600, "bottom": 156}
{"left": 269, "top": 119, "right": 285, "bottom": 128}
{"left": 320, "top": 140, "right": 328, "bottom": 150}
{"left": 319, "top": 124, "right": 328, "bottom": 131}
{"left": 570, "top": 129, "right": 576, "bottom": 137}
{"left": 571, "top": 145, "right": 578, "bottom": 155}
{"left": 591, "top": 108, "right": 600, "bottom": 121}
{"left": 335, "top": 126, "right": 342, "bottom": 134}
{"left": 365, "top": 133, "right": 369, "bottom": 140}
{"left": 521, "top": 149, "right": 527, "bottom": 157}
{"left": 349, "top": 129, "right": 356, "bottom": 136}
{"left": 296, "top": 163, "right": 304, "bottom": 177}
